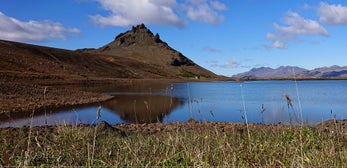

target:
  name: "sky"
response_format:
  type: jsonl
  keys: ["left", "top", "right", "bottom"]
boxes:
{"left": 0, "top": 0, "right": 347, "bottom": 76}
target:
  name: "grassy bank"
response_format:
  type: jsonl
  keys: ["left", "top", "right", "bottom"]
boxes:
{"left": 0, "top": 121, "right": 346, "bottom": 167}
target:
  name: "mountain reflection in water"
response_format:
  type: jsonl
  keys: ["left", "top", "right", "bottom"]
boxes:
{"left": 0, "top": 82, "right": 181, "bottom": 127}
{"left": 103, "top": 95, "right": 182, "bottom": 124}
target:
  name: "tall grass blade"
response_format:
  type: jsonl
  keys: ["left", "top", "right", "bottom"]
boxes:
{"left": 240, "top": 83, "right": 251, "bottom": 145}
{"left": 292, "top": 68, "right": 304, "bottom": 167}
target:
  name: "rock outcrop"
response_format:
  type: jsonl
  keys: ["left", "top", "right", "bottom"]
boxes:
{"left": 93, "top": 24, "right": 196, "bottom": 67}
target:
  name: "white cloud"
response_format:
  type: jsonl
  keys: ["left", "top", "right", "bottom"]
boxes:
{"left": 210, "top": 59, "right": 239, "bottom": 69}
{"left": 90, "top": 0, "right": 185, "bottom": 28}
{"left": 91, "top": 0, "right": 226, "bottom": 27}
{"left": 271, "top": 41, "right": 287, "bottom": 49}
{"left": 210, "top": 0, "right": 227, "bottom": 11}
{"left": 203, "top": 46, "right": 220, "bottom": 52}
{"left": 274, "top": 12, "right": 329, "bottom": 38}
{"left": 184, "top": 0, "right": 226, "bottom": 24}
{"left": 223, "top": 59, "right": 240, "bottom": 68}
{"left": 265, "top": 33, "right": 277, "bottom": 39}
{"left": 0, "top": 12, "right": 80, "bottom": 42}
{"left": 265, "top": 11, "right": 329, "bottom": 49}
{"left": 318, "top": 2, "right": 347, "bottom": 25}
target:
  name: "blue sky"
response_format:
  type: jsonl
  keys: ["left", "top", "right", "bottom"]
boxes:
{"left": 1, "top": 0, "right": 347, "bottom": 76}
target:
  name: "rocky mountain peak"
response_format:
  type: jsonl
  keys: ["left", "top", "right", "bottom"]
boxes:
{"left": 93, "top": 24, "right": 197, "bottom": 68}
{"left": 112, "top": 23, "right": 163, "bottom": 47}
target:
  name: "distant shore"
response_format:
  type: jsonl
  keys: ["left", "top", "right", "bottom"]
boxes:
{"left": 232, "top": 77, "right": 347, "bottom": 81}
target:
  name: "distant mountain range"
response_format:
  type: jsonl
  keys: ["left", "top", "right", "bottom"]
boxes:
{"left": 233, "top": 65, "right": 347, "bottom": 79}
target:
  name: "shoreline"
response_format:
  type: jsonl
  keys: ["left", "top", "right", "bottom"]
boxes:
{"left": 1, "top": 118, "right": 346, "bottom": 134}
{"left": 0, "top": 78, "right": 187, "bottom": 114}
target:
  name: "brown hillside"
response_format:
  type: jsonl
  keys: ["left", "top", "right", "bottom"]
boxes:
{"left": 1, "top": 40, "right": 173, "bottom": 83}
{"left": 0, "top": 24, "right": 217, "bottom": 83}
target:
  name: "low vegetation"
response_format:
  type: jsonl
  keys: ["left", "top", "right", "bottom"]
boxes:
{"left": 0, "top": 120, "right": 346, "bottom": 167}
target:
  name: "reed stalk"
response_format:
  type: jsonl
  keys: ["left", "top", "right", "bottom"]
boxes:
{"left": 292, "top": 68, "right": 304, "bottom": 167}
{"left": 24, "top": 108, "right": 35, "bottom": 167}
{"left": 187, "top": 83, "right": 193, "bottom": 118}
{"left": 91, "top": 105, "right": 101, "bottom": 166}
{"left": 43, "top": 87, "right": 47, "bottom": 125}
{"left": 240, "top": 83, "right": 251, "bottom": 146}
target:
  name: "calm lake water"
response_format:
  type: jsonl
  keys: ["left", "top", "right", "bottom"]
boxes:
{"left": 1, "top": 80, "right": 346, "bottom": 127}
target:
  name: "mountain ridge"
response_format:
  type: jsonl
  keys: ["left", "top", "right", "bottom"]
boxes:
{"left": 233, "top": 65, "right": 347, "bottom": 79}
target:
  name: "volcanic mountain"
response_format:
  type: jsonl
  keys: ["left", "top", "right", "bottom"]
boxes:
{"left": 82, "top": 24, "right": 217, "bottom": 79}
{"left": 0, "top": 24, "right": 217, "bottom": 84}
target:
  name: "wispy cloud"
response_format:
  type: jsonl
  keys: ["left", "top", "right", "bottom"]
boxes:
{"left": 183, "top": 0, "right": 226, "bottom": 24}
{"left": 209, "top": 60, "right": 219, "bottom": 67}
{"left": 203, "top": 46, "right": 221, "bottom": 52}
{"left": 0, "top": 12, "right": 80, "bottom": 42}
{"left": 210, "top": 59, "right": 239, "bottom": 69}
{"left": 210, "top": 1, "right": 227, "bottom": 11}
{"left": 269, "top": 11, "right": 329, "bottom": 39}
{"left": 302, "top": 3, "right": 312, "bottom": 10}
{"left": 91, "top": 0, "right": 226, "bottom": 27}
{"left": 318, "top": 2, "right": 347, "bottom": 25}
{"left": 223, "top": 59, "right": 240, "bottom": 68}
{"left": 310, "top": 40, "right": 322, "bottom": 45}
{"left": 265, "top": 11, "right": 329, "bottom": 49}
{"left": 271, "top": 41, "right": 287, "bottom": 49}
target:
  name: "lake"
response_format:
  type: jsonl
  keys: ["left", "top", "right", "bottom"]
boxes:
{"left": 1, "top": 80, "right": 346, "bottom": 127}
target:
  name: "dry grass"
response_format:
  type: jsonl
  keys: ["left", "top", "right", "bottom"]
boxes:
{"left": 283, "top": 94, "right": 293, "bottom": 108}
{"left": 0, "top": 121, "right": 346, "bottom": 167}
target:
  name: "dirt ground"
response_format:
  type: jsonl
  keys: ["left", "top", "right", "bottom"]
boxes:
{"left": 0, "top": 81, "right": 112, "bottom": 114}
{"left": 0, "top": 118, "right": 346, "bottom": 137}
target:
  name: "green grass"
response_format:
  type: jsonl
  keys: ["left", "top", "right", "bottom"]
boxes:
{"left": 0, "top": 122, "right": 346, "bottom": 167}
{"left": 180, "top": 69, "right": 197, "bottom": 78}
